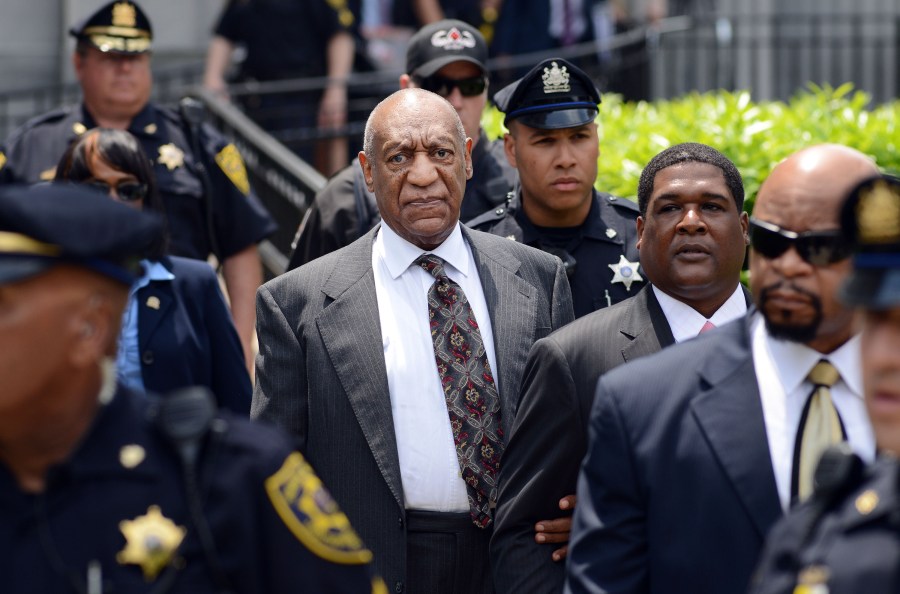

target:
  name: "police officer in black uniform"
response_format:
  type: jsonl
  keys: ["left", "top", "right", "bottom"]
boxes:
{"left": 749, "top": 174, "right": 900, "bottom": 594}
{"left": 0, "top": 1, "right": 276, "bottom": 369}
{"left": 0, "top": 183, "right": 381, "bottom": 594}
{"left": 287, "top": 19, "right": 515, "bottom": 270}
{"left": 468, "top": 58, "right": 643, "bottom": 318}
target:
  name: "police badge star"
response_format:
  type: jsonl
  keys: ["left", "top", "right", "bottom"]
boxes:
{"left": 608, "top": 255, "right": 643, "bottom": 291}
{"left": 157, "top": 143, "right": 184, "bottom": 171}
{"left": 117, "top": 505, "right": 186, "bottom": 580}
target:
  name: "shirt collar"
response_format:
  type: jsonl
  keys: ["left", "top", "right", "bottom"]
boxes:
{"left": 132, "top": 259, "right": 175, "bottom": 292}
{"left": 652, "top": 283, "right": 747, "bottom": 342}
{"left": 379, "top": 221, "right": 469, "bottom": 279}
{"left": 762, "top": 322, "right": 863, "bottom": 397}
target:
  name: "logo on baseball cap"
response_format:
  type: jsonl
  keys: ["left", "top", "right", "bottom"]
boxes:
{"left": 406, "top": 19, "right": 488, "bottom": 78}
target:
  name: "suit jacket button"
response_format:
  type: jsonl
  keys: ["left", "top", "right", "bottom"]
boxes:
{"left": 394, "top": 581, "right": 404, "bottom": 593}
{"left": 142, "top": 350, "right": 154, "bottom": 365}
{"left": 398, "top": 516, "right": 403, "bottom": 528}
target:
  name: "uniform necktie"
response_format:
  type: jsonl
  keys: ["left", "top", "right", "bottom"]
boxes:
{"left": 414, "top": 254, "right": 504, "bottom": 529}
{"left": 699, "top": 320, "right": 716, "bottom": 334}
{"left": 792, "top": 360, "right": 845, "bottom": 502}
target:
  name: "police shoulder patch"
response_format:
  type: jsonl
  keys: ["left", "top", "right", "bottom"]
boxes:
{"left": 0, "top": 152, "right": 6, "bottom": 172}
{"left": 265, "top": 452, "right": 372, "bottom": 565}
{"left": 214, "top": 143, "right": 250, "bottom": 196}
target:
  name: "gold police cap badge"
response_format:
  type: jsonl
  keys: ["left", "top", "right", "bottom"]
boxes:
{"left": 857, "top": 179, "right": 900, "bottom": 244}
{"left": 117, "top": 505, "right": 186, "bottom": 580}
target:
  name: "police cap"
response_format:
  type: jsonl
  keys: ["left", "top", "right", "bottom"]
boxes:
{"left": 0, "top": 184, "right": 163, "bottom": 286}
{"left": 406, "top": 19, "right": 488, "bottom": 78}
{"left": 69, "top": 1, "right": 153, "bottom": 55}
{"left": 839, "top": 174, "right": 900, "bottom": 308}
{"left": 494, "top": 58, "right": 601, "bottom": 130}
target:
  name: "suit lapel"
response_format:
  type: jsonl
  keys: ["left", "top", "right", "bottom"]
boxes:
{"left": 689, "top": 316, "right": 782, "bottom": 538}
{"left": 315, "top": 227, "right": 404, "bottom": 509}
{"left": 620, "top": 286, "right": 674, "bottom": 363}
{"left": 464, "top": 228, "right": 536, "bottom": 438}
{"left": 137, "top": 279, "right": 174, "bottom": 350}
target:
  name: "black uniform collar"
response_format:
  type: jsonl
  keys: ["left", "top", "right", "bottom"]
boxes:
{"left": 833, "top": 457, "right": 899, "bottom": 530}
{"left": 47, "top": 386, "right": 163, "bottom": 485}
{"left": 77, "top": 102, "right": 160, "bottom": 139}
{"left": 515, "top": 189, "right": 623, "bottom": 244}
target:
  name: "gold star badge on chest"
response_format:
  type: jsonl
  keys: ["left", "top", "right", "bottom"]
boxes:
{"left": 608, "top": 255, "right": 643, "bottom": 291}
{"left": 157, "top": 143, "right": 184, "bottom": 171}
{"left": 117, "top": 505, "right": 186, "bottom": 580}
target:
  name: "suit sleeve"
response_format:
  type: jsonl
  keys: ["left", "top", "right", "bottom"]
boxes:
{"left": 565, "top": 376, "right": 648, "bottom": 594}
{"left": 550, "top": 256, "right": 576, "bottom": 330}
{"left": 251, "top": 284, "right": 309, "bottom": 449}
{"left": 492, "top": 336, "right": 582, "bottom": 594}
{"left": 201, "top": 267, "right": 253, "bottom": 415}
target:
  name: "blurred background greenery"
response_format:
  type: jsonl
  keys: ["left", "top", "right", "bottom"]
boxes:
{"left": 482, "top": 84, "right": 899, "bottom": 215}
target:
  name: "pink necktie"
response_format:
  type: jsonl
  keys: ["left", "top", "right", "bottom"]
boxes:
{"left": 699, "top": 320, "right": 716, "bottom": 334}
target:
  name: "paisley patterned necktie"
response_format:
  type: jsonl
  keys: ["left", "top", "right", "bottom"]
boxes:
{"left": 414, "top": 254, "right": 504, "bottom": 528}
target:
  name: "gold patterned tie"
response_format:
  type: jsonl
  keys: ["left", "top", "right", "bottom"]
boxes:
{"left": 794, "top": 360, "right": 844, "bottom": 502}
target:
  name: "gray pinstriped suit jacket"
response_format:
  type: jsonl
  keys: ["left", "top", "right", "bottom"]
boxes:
{"left": 251, "top": 223, "right": 575, "bottom": 591}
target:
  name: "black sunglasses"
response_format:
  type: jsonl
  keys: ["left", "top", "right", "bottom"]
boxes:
{"left": 87, "top": 180, "right": 148, "bottom": 202}
{"left": 414, "top": 74, "right": 487, "bottom": 98}
{"left": 749, "top": 217, "right": 852, "bottom": 266}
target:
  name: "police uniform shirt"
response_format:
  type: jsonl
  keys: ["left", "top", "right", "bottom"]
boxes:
{"left": 750, "top": 456, "right": 900, "bottom": 594}
{"left": 0, "top": 386, "right": 378, "bottom": 593}
{"left": 215, "top": 0, "right": 353, "bottom": 81}
{"left": 0, "top": 102, "right": 276, "bottom": 261}
{"left": 467, "top": 189, "right": 643, "bottom": 318}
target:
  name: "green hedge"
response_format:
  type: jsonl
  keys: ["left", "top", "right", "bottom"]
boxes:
{"left": 482, "top": 84, "right": 900, "bottom": 214}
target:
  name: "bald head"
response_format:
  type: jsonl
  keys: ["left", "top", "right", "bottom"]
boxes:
{"left": 363, "top": 88, "right": 467, "bottom": 162}
{"left": 755, "top": 144, "right": 877, "bottom": 225}
{"left": 751, "top": 144, "right": 879, "bottom": 353}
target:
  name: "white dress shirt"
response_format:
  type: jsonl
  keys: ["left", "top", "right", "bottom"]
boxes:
{"left": 652, "top": 284, "right": 748, "bottom": 343}
{"left": 751, "top": 315, "right": 875, "bottom": 511}
{"left": 372, "top": 222, "right": 499, "bottom": 511}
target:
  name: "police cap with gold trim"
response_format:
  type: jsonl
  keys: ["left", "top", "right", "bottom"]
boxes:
{"left": 69, "top": 1, "right": 153, "bottom": 55}
{"left": 493, "top": 58, "right": 601, "bottom": 130}
{"left": 0, "top": 184, "right": 162, "bottom": 285}
{"left": 839, "top": 174, "right": 900, "bottom": 308}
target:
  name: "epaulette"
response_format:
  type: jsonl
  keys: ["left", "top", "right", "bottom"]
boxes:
{"left": 5, "top": 106, "right": 73, "bottom": 142}
{"left": 603, "top": 193, "right": 640, "bottom": 214}
{"left": 464, "top": 192, "right": 515, "bottom": 228}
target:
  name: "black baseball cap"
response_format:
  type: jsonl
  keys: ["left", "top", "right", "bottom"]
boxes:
{"left": 69, "top": 1, "right": 153, "bottom": 55}
{"left": 406, "top": 19, "right": 488, "bottom": 78}
{"left": 494, "top": 58, "right": 601, "bottom": 130}
{"left": 839, "top": 174, "right": 900, "bottom": 308}
{"left": 0, "top": 184, "right": 163, "bottom": 286}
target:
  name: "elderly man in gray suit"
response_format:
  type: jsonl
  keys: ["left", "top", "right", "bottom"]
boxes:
{"left": 252, "top": 88, "right": 574, "bottom": 594}
{"left": 491, "top": 143, "right": 752, "bottom": 593}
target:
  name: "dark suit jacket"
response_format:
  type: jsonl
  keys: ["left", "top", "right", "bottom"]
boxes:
{"left": 137, "top": 256, "right": 251, "bottom": 414}
{"left": 565, "top": 313, "right": 783, "bottom": 594}
{"left": 252, "top": 224, "right": 575, "bottom": 592}
{"left": 492, "top": 285, "right": 673, "bottom": 593}
{"left": 492, "top": 285, "right": 752, "bottom": 593}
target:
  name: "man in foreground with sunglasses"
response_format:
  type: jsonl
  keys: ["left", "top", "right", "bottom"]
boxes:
{"left": 565, "top": 144, "right": 878, "bottom": 594}
{"left": 288, "top": 19, "right": 514, "bottom": 270}
{"left": 748, "top": 174, "right": 900, "bottom": 594}
{"left": 468, "top": 58, "right": 643, "bottom": 318}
